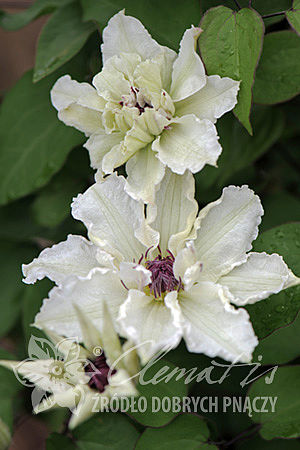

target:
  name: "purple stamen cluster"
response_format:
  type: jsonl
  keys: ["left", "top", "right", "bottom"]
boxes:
{"left": 145, "top": 249, "right": 183, "bottom": 298}
{"left": 119, "top": 86, "right": 153, "bottom": 115}
{"left": 84, "top": 353, "right": 116, "bottom": 393}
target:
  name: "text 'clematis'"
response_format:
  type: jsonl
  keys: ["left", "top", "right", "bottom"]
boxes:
{"left": 51, "top": 10, "right": 239, "bottom": 203}
{"left": 23, "top": 172, "right": 299, "bottom": 365}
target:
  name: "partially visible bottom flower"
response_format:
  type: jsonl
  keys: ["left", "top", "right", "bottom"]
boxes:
{"left": 0, "top": 303, "right": 138, "bottom": 429}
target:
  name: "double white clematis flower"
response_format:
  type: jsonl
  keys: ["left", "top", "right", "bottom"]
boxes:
{"left": 51, "top": 10, "right": 239, "bottom": 203}
{"left": 0, "top": 304, "right": 138, "bottom": 429}
{"left": 23, "top": 171, "right": 299, "bottom": 365}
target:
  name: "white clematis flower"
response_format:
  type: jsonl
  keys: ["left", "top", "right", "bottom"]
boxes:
{"left": 23, "top": 172, "right": 299, "bottom": 365}
{"left": 0, "top": 303, "right": 138, "bottom": 429}
{"left": 51, "top": 10, "right": 240, "bottom": 203}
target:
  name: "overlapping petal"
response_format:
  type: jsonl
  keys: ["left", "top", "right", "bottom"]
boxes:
{"left": 101, "top": 10, "right": 175, "bottom": 64}
{"left": 84, "top": 131, "right": 124, "bottom": 170}
{"left": 125, "top": 145, "right": 165, "bottom": 204}
{"left": 146, "top": 169, "right": 198, "bottom": 254}
{"left": 34, "top": 269, "right": 127, "bottom": 338}
{"left": 71, "top": 174, "right": 146, "bottom": 261}
{"left": 118, "top": 290, "right": 182, "bottom": 364}
{"left": 179, "top": 282, "right": 258, "bottom": 363}
{"left": 170, "top": 27, "right": 206, "bottom": 102}
{"left": 175, "top": 75, "right": 240, "bottom": 122}
{"left": 194, "top": 185, "right": 264, "bottom": 281}
{"left": 22, "top": 235, "right": 98, "bottom": 286}
{"left": 51, "top": 75, "right": 104, "bottom": 136}
{"left": 219, "top": 252, "right": 294, "bottom": 305}
{"left": 51, "top": 75, "right": 105, "bottom": 112}
{"left": 153, "top": 115, "right": 222, "bottom": 174}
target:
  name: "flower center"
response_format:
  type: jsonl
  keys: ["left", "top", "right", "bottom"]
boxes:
{"left": 48, "top": 361, "right": 65, "bottom": 381}
{"left": 119, "top": 86, "right": 153, "bottom": 115}
{"left": 145, "top": 249, "right": 183, "bottom": 298}
{"left": 84, "top": 352, "right": 116, "bottom": 393}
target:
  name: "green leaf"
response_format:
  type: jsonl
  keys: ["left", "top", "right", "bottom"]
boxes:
{"left": 0, "top": 415, "right": 11, "bottom": 450}
{"left": 0, "top": 0, "right": 69, "bottom": 31}
{"left": 195, "top": 106, "right": 284, "bottom": 192}
{"left": 200, "top": 1, "right": 291, "bottom": 25}
{"left": 80, "top": 0, "right": 201, "bottom": 49}
{"left": 260, "top": 192, "right": 300, "bottom": 232}
{"left": 46, "top": 433, "right": 74, "bottom": 450}
{"left": 72, "top": 413, "right": 140, "bottom": 449}
{"left": 31, "top": 171, "right": 85, "bottom": 228}
{"left": 0, "top": 199, "right": 43, "bottom": 243}
{"left": 286, "top": 0, "right": 300, "bottom": 35}
{"left": 253, "top": 31, "right": 300, "bottom": 105}
{"left": 236, "top": 434, "right": 300, "bottom": 449}
{"left": 249, "top": 366, "right": 300, "bottom": 439}
{"left": 0, "top": 241, "right": 37, "bottom": 337}
{"left": 199, "top": 6, "right": 264, "bottom": 134}
{"left": 0, "top": 70, "right": 84, "bottom": 206}
{"left": 0, "top": 349, "right": 22, "bottom": 446}
{"left": 135, "top": 414, "right": 216, "bottom": 450}
{"left": 22, "top": 279, "right": 53, "bottom": 344}
{"left": 34, "top": 2, "right": 95, "bottom": 82}
{"left": 253, "top": 311, "right": 300, "bottom": 364}
{"left": 130, "top": 358, "right": 188, "bottom": 427}
{"left": 253, "top": 222, "right": 300, "bottom": 279}
{"left": 247, "top": 223, "right": 300, "bottom": 339}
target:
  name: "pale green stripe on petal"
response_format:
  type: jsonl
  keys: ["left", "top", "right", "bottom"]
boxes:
{"left": 125, "top": 145, "right": 165, "bottom": 204}
{"left": 147, "top": 168, "right": 198, "bottom": 255}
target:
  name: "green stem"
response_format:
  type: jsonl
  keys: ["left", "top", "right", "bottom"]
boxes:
{"left": 262, "top": 10, "right": 287, "bottom": 19}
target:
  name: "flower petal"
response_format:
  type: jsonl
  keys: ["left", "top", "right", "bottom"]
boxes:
{"left": 170, "top": 27, "right": 206, "bottom": 102}
{"left": 123, "top": 108, "right": 168, "bottom": 155}
{"left": 51, "top": 75, "right": 105, "bottom": 112}
{"left": 106, "top": 368, "right": 138, "bottom": 397}
{"left": 35, "top": 388, "right": 80, "bottom": 415}
{"left": 147, "top": 168, "right": 198, "bottom": 255}
{"left": 0, "top": 359, "right": 68, "bottom": 392}
{"left": 180, "top": 282, "right": 258, "bottom": 363}
{"left": 92, "top": 59, "right": 131, "bottom": 102}
{"left": 72, "top": 303, "right": 103, "bottom": 354}
{"left": 72, "top": 174, "right": 146, "bottom": 261}
{"left": 100, "top": 302, "right": 123, "bottom": 369}
{"left": 58, "top": 104, "right": 102, "bottom": 136}
{"left": 34, "top": 269, "right": 127, "bottom": 339}
{"left": 22, "top": 235, "right": 99, "bottom": 286}
{"left": 68, "top": 389, "right": 101, "bottom": 429}
{"left": 174, "top": 242, "right": 203, "bottom": 291}
{"left": 153, "top": 114, "right": 222, "bottom": 174}
{"left": 119, "top": 262, "right": 152, "bottom": 290}
{"left": 219, "top": 252, "right": 299, "bottom": 305}
{"left": 84, "top": 131, "right": 124, "bottom": 170}
{"left": 118, "top": 290, "right": 182, "bottom": 364}
{"left": 134, "top": 59, "right": 163, "bottom": 107}
{"left": 101, "top": 11, "right": 163, "bottom": 64}
{"left": 51, "top": 75, "right": 104, "bottom": 136}
{"left": 173, "top": 241, "right": 198, "bottom": 279}
{"left": 194, "top": 186, "right": 264, "bottom": 281}
{"left": 175, "top": 75, "right": 240, "bottom": 122}
{"left": 125, "top": 145, "right": 165, "bottom": 204}
{"left": 102, "top": 143, "right": 129, "bottom": 174}
{"left": 149, "top": 49, "right": 176, "bottom": 92}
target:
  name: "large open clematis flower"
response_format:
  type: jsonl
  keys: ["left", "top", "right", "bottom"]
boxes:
{"left": 23, "top": 172, "right": 299, "bottom": 364}
{"left": 51, "top": 10, "right": 239, "bottom": 203}
{"left": 0, "top": 303, "right": 138, "bottom": 429}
